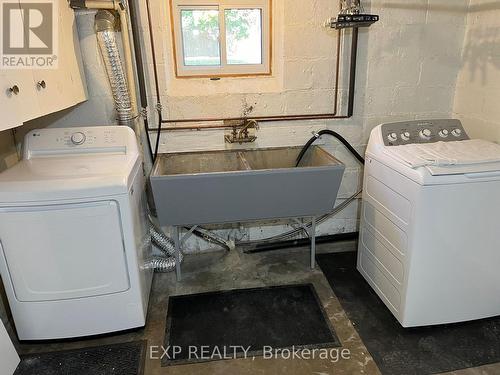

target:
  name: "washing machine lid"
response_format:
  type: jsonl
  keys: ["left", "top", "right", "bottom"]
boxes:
{"left": 384, "top": 139, "right": 500, "bottom": 173}
{"left": 384, "top": 139, "right": 500, "bottom": 177}
{"left": 0, "top": 126, "right": 141, "bottom": 203}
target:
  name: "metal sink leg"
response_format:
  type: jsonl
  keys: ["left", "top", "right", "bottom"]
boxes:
{"left": 310, "top": 217, "right": 316, "bottom": 269}
{"left": 173, "top": 226, "right": 182, "bottom": 281}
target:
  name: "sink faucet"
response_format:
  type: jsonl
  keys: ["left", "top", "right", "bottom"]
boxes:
{"left": 225, "top": 119, "right": 259, "bottom": 144}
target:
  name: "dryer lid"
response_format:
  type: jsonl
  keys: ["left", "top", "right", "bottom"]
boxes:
{"left": 0, "top": 155, "right": 140, "bottom": 202}
{"left": 0, "top": 126, "right": 141, "bottom": 202}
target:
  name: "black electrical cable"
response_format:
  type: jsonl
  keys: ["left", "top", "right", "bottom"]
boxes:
{"left": 296, "top": 129, "right": 365, "bottom": 167}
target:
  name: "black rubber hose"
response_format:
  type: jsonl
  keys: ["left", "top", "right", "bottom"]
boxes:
{"left": 153, "top": 111, "right": 162, "bottom": 162}
{"left": 296, "top": 129, "right": 365, "bottom": 167}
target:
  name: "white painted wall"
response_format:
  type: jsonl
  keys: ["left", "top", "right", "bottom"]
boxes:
{"left": 9, "top": 0, "right": 470, "bottom": 252}
{"left": 453, "top": 0, "right": 500, "bottom": 142}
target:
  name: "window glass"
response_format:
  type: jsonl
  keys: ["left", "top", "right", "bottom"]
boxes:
{"left": 225, "top": 9, "right": 262, "bottom": 65}
{"left": 181, "top": 9, "right": 221, "bottom": 66}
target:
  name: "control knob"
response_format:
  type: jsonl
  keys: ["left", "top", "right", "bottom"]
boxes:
{"left": 451, "top": 128, "right": 463, "bottom": 137}
{"left": 400, "top": 132, "right": 411, "bottom": 141}
{"left": 387, "top": 132, "right": 398, "bottom": 142}
{"left": 438, "top": 129, "right": 449, "bottom": 138}
{"left": 71, "top": 132, "right": 86, "bottom": 145}
{"left": 419, "top": 129, "right": 432, "bottom": 140}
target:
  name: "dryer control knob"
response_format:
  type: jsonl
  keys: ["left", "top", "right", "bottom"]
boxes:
{"left": 419, "top": 129, "right": 432, "bottom": 140}
{"left": 452, "top": 128, "right": 462, "bottom": 137}
{"left": 401, "top": 132, "right": 411, "bottom": 141}
{"left": 71, "top": 132, "right": 86, "bottom": 145}
{"left": 438, "top": 129, "right": 449, "bottom": 138}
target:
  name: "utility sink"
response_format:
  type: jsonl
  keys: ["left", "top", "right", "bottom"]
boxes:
{"left": 150, "top": 146, "right": 345, "bottom": 226}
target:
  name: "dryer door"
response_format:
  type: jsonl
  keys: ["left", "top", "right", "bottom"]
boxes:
{"left": 0, "top": 200, "right": 130, "bottom": 302}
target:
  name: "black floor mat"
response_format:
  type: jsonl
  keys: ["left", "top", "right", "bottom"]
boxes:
{"left": 14, "top": 341, "right": 146, "bottom": 375}
{"left": 317, "top": 251, "right": 500, "bottom": 375}
{"left": 162, "top": 284, "right": 340, "bottom": 366}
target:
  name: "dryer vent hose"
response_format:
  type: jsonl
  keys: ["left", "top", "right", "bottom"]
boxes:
{"left": 147, "top": 218, "right": 184, "bottom": 273}
{"left": 95, "top": 10, "right": 133, "bottom": 126}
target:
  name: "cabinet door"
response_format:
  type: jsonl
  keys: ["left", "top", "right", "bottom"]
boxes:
{"left": 28, "top": 0, "right": 71, "bottom": 115}
{"left": 0, "top": 1, "right": 40, "bottom": 131}
{"left": 0, "top": 71, "right": 40, "bottom": 130}
{"left": 21, "top": 0, "right": 86, "bottom": 118}
{"left": 59, "top": 0, "right": 87, "bottom": 105}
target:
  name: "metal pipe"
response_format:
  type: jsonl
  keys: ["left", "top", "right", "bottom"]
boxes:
{"left": 127, "top": 0, "right": 147, "bottom": 110}
{"left": 348, "top": 27, "right": 359, "bottom": 117}
{"left": 127, "top": 0, "right": 154, "bottom": 160}
{"left": 145, "top": 0, "right": 162, "bottom": 104}
{"left": 153, "top": 27, "right": 361, "bottom": 131}
{"left": 116, "top": 4, "right": 138, "bottom": 118}
{"left": 151, "top": 29, "right": 346, "bottom": 131}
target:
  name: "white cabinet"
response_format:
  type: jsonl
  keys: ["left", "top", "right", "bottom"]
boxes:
{"left": 0, "top": 320, "right": 19, "bottom": 375}
{"left": 0, "top": 1, "right": 87, "bottom": 132}
{"left": 0, "top": 70, "right": 40, "bottom": 126}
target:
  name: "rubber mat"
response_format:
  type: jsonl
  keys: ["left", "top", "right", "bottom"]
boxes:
{"left": 162, "top": 284, "right": 340, "bottom": 365}
{"left": 317, "top": 251, "right": 500, "bottom": 375}
{"left": 14, "top": 340, "right": 146, "bottom": 375}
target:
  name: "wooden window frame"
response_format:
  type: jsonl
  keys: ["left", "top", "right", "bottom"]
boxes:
{"left": 170, "top": 0, "right": 272, "bottom": 78}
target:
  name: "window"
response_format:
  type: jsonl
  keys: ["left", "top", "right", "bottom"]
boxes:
{"left": 170, "top": 0, "right": 271, "bottom": 77}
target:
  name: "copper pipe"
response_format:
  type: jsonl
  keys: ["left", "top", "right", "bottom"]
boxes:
{"left": 154, "top": 28, "right": 345, "bottom": 131}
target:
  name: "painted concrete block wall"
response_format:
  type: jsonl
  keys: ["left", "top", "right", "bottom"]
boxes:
{"left": 15, "top": 1, "right": 467, "bottom": 252}
{"left": 453, "top": 0, "right": 500, "bottom": 142}
{"left": 147, "top": 0, "right": 468, "bottom": 250}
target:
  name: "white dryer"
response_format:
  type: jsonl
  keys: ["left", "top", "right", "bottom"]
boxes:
{"left": 358, "top": 119, "right": 500, "bottom": 327}
{"left": 0, "top": 126, "right": 153, "bottom": 340}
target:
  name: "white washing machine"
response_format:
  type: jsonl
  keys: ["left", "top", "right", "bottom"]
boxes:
{"left": 358, "top": 119, "right": 500, "bottom": 327}
{"left": 0, "top": 126, "right": 153, "bottom": 340}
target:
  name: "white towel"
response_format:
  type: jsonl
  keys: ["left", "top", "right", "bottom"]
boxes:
{"left": 386, "top": 139, "right": 500, "bottom": 168}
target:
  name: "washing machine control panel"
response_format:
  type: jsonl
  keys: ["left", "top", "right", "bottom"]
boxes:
{"left": 381, "top": 119, "right": 469, "bottom": 146}
{"left": 23, "top": 127, "right": 135, "bottom": 159}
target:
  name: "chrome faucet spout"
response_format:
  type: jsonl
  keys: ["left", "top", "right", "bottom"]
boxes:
{"left": 238, "top": 119, "right": 259, "bottom": 138}
{"left": 225, "top": 119, "right": 259, "bottom": 144}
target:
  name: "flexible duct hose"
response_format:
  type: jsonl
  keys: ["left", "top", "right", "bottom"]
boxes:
{"left": 94, "top": 10, "right": 181, "bottom": 273}
{"left": 148, "top": 218, "right": 184, "bottom": 273}
{"left": 95, "top": 10, "right": 133, "bottom": 126}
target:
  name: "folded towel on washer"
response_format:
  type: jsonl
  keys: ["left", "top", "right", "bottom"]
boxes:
{"left": 386, "top": 139, "right": 500, "bottom": 168}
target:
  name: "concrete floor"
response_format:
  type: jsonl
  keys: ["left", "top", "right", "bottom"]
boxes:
{"left": 7, "top": 241, "right": 500, "bottom": 375}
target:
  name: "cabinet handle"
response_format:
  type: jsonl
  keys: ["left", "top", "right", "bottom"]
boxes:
{"left": 37, "top": 80, "right": 47, "bottom": 89}
{"left": 8, "top": 85, "right": 19, "bottom": 95}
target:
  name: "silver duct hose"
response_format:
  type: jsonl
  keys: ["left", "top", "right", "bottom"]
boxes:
{"left": 94, "top": 10, "right": 181, "bottom": 273}
{"left": 95, "top": 10, "right": 133, "bottom": 126}
{"left": 148, "top": 217, "right": 184, "bottom": 273}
